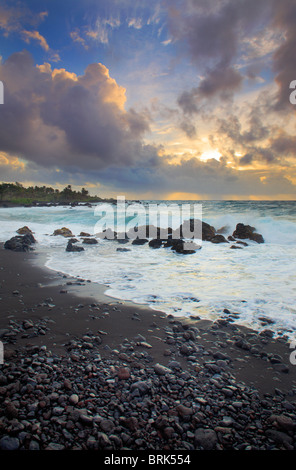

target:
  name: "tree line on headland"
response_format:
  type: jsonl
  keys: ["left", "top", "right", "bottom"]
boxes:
{"left": 0, "top": 182, "right": 113, "bottom": 206}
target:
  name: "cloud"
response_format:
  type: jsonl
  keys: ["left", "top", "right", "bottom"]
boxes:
{"left": 70, "top": 15, "right": 122, "bottom": 48}
{"left": 198, "top": 65, "right": 243, "bottom": 99}
{"left": 85, "top": 16, "right": 121, "bottom": 45}
{"left": 163, "top": 0, "right": 296, "bottom": 195}
{"left": 93, "top": 152, "right": 296, "bottom": 199}
{"left": 241, "top": 28, "right": 284, "bottom": 62}
{"left": 166, "top": 0, "right": 284, "bottom": 119}
{"left": 128, "top": 18, "right": 143, "bottom": 29}
{"left": 178, "top": 65, "right": 243, "bottom": 115}
{"left": 0, "top": 3, "right": 47, "bottom": 35}
{"left": 86, "top": 19, "right": 109, "bottom": 44}
{"left": 161, "top": 38, "right": 172, "bottom": 46}
{"left": 168, "top": 0, "right": 296, "bottom": 118}
{"left": 272, "top": 0, "right": 296, "bottom": 110}
{"left": 21, "top": 30, "right": 49, "bottom": 51}
{"left": 0, "top": 151, "right": 25, "bottom": 171}
{"left": 0, "top": 50, "right": 156, "bottom": 175}
{"left": 177, "top": 89, "right": 199, "bottom": 115}
{"left": 1, "top": 0, "right": 296, "bottom": 200}
{"left": 0, "top": 3, "right": 60, "bottom": 61}
{"left": 70, "top": 29, "right": 88, "bottom": 49}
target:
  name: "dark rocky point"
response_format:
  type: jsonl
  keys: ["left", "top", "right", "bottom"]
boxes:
{"left": 232, "top": 223, "right": 264, "bottom": 243}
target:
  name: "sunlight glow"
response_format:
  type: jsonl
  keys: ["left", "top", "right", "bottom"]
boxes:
{"left": 199, "top": 150, "right": 222, "bottom": 162}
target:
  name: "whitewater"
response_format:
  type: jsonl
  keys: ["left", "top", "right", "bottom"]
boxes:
{"left": 0, "top": 200, "right": 296, "bottom": 339}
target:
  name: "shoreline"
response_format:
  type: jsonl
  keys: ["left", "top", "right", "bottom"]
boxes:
{"left": 1, "top": 244, "right": 296, "bottom": 450}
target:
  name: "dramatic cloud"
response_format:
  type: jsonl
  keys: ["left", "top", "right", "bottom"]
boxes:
{"left": 95, "top": 152, "right": 296, "bottom": 199}
{"left": 168, "top": 0, "right": 296, "bottom": 116}
{"left": 0, "top": 50, "right": 157, "bottom": 173}
{"left": 1, "top": 0, "right": 296, "bottom": 199}
{"left": 272, "top": 0, "right": 296, "bottom": 110}
{"left": 167, "top": 0, "right": 274, "bottom": 104}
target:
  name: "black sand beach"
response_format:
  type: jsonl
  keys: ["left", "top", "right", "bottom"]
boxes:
{"left": 1, "top": 244, "right": 296, "bottom": 451}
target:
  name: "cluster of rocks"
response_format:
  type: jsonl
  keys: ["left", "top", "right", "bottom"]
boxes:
{"left": 4, "top": 219, "right": 264, "bottom": 255}
{"left": 4, "top": 227, "right": 36, "bottom": 252}
{"left": 51, "top": 228, "right": 98, "bottom": 253}
{"left": 0, "top": 317, "right": 53, "bottom": 345}
{"left": 81, "top": 220, "right": 264, "bottom": 255}
{"left": 230, "top": 223, "right": 264, "bottom": 245}
{"left": 0, "top": 315, "right": 295, "bottom": 451}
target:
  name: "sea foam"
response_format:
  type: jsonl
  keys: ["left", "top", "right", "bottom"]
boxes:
{"left": 1, "top": 200, "right": 296, "bottom": 338}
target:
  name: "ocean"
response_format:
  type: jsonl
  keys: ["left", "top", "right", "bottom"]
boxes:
{"left": 1, "top": 200, "right": 296, "bottom": 339}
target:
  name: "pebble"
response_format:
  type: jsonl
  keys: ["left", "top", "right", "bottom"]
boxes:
{"left": 69, "top": 394, "right": 79, "bottom": 405}
{"left": 0, "top": 312, "right": 295, "bottom": 451}
{"left": 154, "top": 363, "right": 172, "bottom": 375}
{"left": 176, "top": 404, "right": 193, "bottom": 417}
{"left": 194, "top": 428, "right": 218, "bottom": 450}
{"left": 117, "top": 367, "right": 131, "bottom": 380}
{"left": 0, "top": 436, "right": 20, "bottom": 450}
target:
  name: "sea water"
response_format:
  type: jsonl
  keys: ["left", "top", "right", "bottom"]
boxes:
{"left": 0, "top": 200, "right": 295, "bottom": 339}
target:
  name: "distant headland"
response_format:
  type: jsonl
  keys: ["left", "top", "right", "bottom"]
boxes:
{"left": 0, "top": 182, "right": 116, "bottom": 207}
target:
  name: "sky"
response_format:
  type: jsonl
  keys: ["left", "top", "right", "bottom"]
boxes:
{"left": 0, "top": 0, "right": 296, "bottom": 200}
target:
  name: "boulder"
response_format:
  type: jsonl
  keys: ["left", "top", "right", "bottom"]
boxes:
{"left": 148, "top": 239, "right": 163, "bottom": 248}
{"left": 16, "top": 226, "right": 33, "bottom": 235}
{"left": 96, "top": 228, "right": 117, "bottom": 240}
{"left": 232, "top": 223, "right": 264, "bottom": 243}
{"left": 79, "top": 232, "right": 91, "bottom": 237}
{"left": 127, "top": 225, "right": 172, "bottom": 240}
{"left": 250, "top": 232, "right": 265, "bottom": 244}
{"left": 4, "top": 233, "right": 36, "bottom": 252}
{"left": 82, "top": 238, "right": 98, "bottom": 244}
{"left": 236, "top": 240, "right": 248, "bottom": 246}
{"left": 132, "top": 238, "right": 149, "bottom": 245}
{"left": 217, "top": 225, "right": 230, "bottom": 234}
{"left": 168, "top": 239, "right": 199, "bottom": 254}
{"left": 116, "top": 238, "right": 130, "bottom": 244}
{"left": 66, "top": 241, "right": 84, "bottom": 252}
{"left": 53, "top": 227, "right": 73, "bottom": 237}
{"left": 210, "top": 234, "right": 229, "bottom": 244}
{"left": 180, "top": 219, "right": 216, "bottom": 241}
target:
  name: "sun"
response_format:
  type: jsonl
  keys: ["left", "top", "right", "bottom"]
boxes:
{"left": 199, "top": 150, "right": 222, "bottom": 162}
